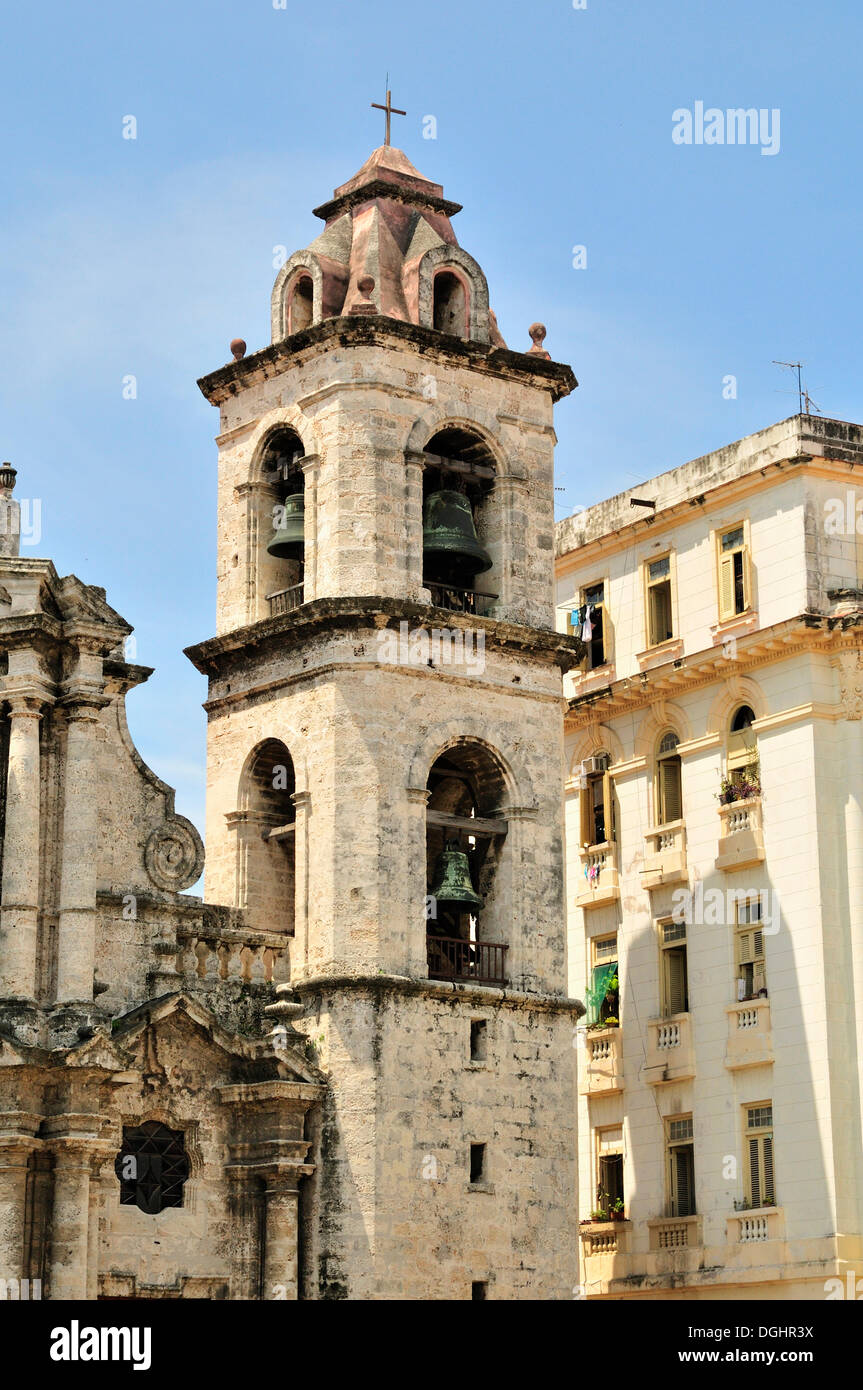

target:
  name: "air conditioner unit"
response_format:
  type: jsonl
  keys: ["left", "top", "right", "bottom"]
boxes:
{"left": 582, "top": 754, "right": 610, "bottom": 776}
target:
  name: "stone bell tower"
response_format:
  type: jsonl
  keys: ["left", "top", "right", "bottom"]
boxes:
{"left": 186, "top": 139, "right": 583, "bottom": 1299}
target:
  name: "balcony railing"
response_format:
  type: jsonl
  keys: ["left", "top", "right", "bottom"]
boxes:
{"left": 641, "top": 820, "right": 687, "bottom": 888}
{"left": 648, "top": 1215, "right": 702, "bottom": 1251}
{"left": 580, "top": 1221, "right": 630, "bottom": 1258}
{"left": 725, "top": 998, "right": 773, "bottom": 1070}
{"left": 727, "top": 1207, "right": 783, "bottom": 1244}
{"left": 427, "top": 934, "right": 508, "bottom": 987}
{"left": 579, "top": 1025, "right": 624, "bottom": 1096}
{"left": 576, "top": 842, "right": 620, "bottom": 907}
{"left": 424, "top": 582, "right": 498, "bottom": 617}
{"left": 643, "top": 1013, "right": 695, "bottom": 1083}
{"left": 715, "top": 797, "right": 765, "bottom": 871}
{"left": 267, "top": 583, "right": 304, "bottom": 618}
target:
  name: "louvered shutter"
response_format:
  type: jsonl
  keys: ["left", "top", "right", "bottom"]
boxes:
{"left": 666, "top": 948, "right": 687, "bottom": 1016}
{"left": 762, "top": 1136, "right": 775, "bottom": 1205}
{"left": 719, "top": 553, "right": 735, "bottom": 620}
{"left": 660, "top": 758, "right": 682, "bottom": 824}
{"left": 674, "top": 1148, "right": 694, "bottom": 1217}
{"left": 748, "top": 1137, "right": 761, "bottom": 1206}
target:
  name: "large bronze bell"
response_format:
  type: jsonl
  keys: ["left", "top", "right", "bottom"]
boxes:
{"left": 267, "top": 492, "right": 305, "bottom": 559}
{"left": 429, "top": 839, "right": 483, "bottom": 909}
{"left": 422, "top": 490, "right": 492, "bottom": 585}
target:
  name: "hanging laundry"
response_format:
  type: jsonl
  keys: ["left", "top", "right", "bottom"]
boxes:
{"left": 581, "top": 604, "right": 593, "bottom": 642}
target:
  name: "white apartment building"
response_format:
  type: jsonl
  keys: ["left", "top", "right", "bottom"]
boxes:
{"left": 556, "top": 413, "right": 863, "bottom": 1299}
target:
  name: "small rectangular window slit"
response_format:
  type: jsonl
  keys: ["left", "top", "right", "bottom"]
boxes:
{"left": 470, "top": 1019, "right": 487, "bottom": 1062}
{"left": 470, "top": 1143, "right": 486, "bottom": 1185}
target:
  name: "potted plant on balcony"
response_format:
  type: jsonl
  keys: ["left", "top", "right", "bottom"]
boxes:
{"left": 718, "top": 760, "right": 761, "bottom": 805}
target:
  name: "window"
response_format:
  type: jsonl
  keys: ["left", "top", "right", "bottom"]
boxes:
{"left": 736, "top": 899, "right": 766, "bottom": 1000}
{"left": 587, "top": 935, "right": 619, "bottom": 1024}
{"left": 656, "top": 732, "right": 682, "bottom": 825}
{"left": 596, "top": 1127, "right": 624, "bottom": 1214}
{"left": 115, "top": 1122, "right": 190, "bottom": 1215}
{"left": 470, "top": 1019, "right": 488, "bottom": 1062}
{"left": 469, "top": 1143, "right": 487, "bottom": 1185}
{"left": 728, "top": 705, "right": 757, "bottom": 776}
{"left": 659, "top": 918, "right": 688, "bottom": 1017}
{"left": 666, "top": 1115, "right": 695, "bottom": 1217}
{"left": 570, "top": 582, "right": 607, "bottom": 669}
{"left": 718, "top": 524, "right": 751, "bottom": 620}
{"left": 645, "top": 554, "right": 674, "bottom": 646}
{"left": 579, "top": 753, "right": 615, "bottom": 847}
{"left": 745, "top": 1104, "right": 775, "bottom": 1207}
{"left": 471, "top": 1281, "right": 488, "bottom": 1300}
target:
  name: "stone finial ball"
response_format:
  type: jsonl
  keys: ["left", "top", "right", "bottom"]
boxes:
{"left": 358, "top": 276, "right": 376, "bottom": 296}
{"left": 230, "top": 338, "right": 247, "bottom": 361}
{"left": 529, "top": 323, "right": 547, "bottom": 346}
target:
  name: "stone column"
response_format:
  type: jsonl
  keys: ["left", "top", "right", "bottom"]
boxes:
{"left": 55, "top": 702, "right": 102, "bottom": 1005}
{"left": 406, "top": 786, "right": 431, "bottom": 978}
{"left": 291, "top": 791, "right": 311, "bottom": 977}
{"left": 85, "top": 1153, "right": 105, "bottom": 1301}
{"left": 300, "top": 453, "right": 320, "bottom": 603}
{"left": 48, "top": 1141, "right": 95, "bottom": 1300}
{"left": 404, "top": 450, "right": 426, "bottom": 599}
{"left": 0, "top": 697, "right": 44, "bottom": 1000}
{"left": 0, "top": 1125, "right": 39, "bottom": 1286}
{"left": 262, "top": 1172, "right": 301, "bottom": 1300}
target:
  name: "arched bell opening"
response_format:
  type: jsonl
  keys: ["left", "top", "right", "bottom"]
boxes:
{"left": 433, "top": 270, "right": 469, "bottom": 338}
{"left": 239, "top": 739, "right": 296, "bottom": 936}
{"left": 421, "top": 427, "right": 498, "bottom": 616}
{"left": 288, "top": 274, "right": 314, "bottom": 334}
{"left": 259, "top": 427, "right": 305, "bottom": 618}
{"left": 425, "top": 741, "right": 509, "bottom": 987}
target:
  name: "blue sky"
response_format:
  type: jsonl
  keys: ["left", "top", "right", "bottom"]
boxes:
{"left": 2, "top": 0, "right": 861, "bottom": 838}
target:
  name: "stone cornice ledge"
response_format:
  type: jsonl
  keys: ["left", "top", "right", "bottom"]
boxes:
{"left": 290, "top": 971, "right": 586, "bottom": 1016}
{"left": 198, "top": 316, "right": 577, "bottom": 405}
{"left": 185, "top": 596, "right": 583, "bottom": 674}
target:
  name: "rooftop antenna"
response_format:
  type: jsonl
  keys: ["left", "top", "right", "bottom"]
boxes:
{"left": 772, "top": 359, "right": 806, "bottom": 414}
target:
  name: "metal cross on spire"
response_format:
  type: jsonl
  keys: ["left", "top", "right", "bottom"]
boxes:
{"left": 371, "top": 86, "right": 406, "bottom": 146}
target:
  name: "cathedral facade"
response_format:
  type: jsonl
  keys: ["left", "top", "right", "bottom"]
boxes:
{"left": 0, "top": 146, "right": 582, "bottom": 1300}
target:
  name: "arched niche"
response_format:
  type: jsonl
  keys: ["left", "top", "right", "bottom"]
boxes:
{"left": 421, "top": 424, "right": 501, "bottom": 614}
{"left": 237, "top": 739, "right": 296, "bottom": 935}
{"left": 424, "top": 739, "right": 512, "bottom": 987}
{"left": 417, "top": 245, "right": 490, "bottom": 343}
{"left": 255, "top": 426, "right": 306, "bottom": 617}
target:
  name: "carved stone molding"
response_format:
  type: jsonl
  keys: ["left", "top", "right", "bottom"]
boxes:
{"left": 144, "top": 818, "right": 205, "bottom": 893}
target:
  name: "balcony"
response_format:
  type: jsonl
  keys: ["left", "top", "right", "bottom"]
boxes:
{"left": 267, "top": 583, "right": 304, "bottom": 618}
{"left": 575, "top": 843, "right": 620, "bottom": 908}
{"left": 580, "top": 1220, "right": 630, "bottom": 1259}
{"left": 426, "top": 934, "right": 508, "bottom": 987}
{"left": 643, "top": 1013, "right": 695, "bottom": 1084}
{"left": 725, "top": 998, "right": 773, "bottom": 1070}
{"left": 579, "top": 1026, "right": 623, "bottom": 1096}
{"left": 641, "top": 821, "right": 687, "bottom": 889}
{"left": 715, "top": 798, "right": 765, "bottom": 871}
{"left": 727, "top": 1206, "right": 784, "bottom": 1246}
{"left": 424, "top": 582, "right": 498, "bottom": 617}
{"left": 648, "top": 1215, "right": 703, "bottom": 1252}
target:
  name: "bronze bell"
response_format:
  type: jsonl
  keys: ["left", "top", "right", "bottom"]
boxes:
{"left": 267, "top": 492, "right": 304, "bottom": 559}
{"left": 429, "top": 839, "right": 483, "bottom": 909}
{"left": 422, "top": 490, "right": 492, "bottom": 585}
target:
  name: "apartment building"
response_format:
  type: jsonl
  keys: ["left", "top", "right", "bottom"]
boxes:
{"left": 556, "top": 413, "right": 863, "bottom": 1299}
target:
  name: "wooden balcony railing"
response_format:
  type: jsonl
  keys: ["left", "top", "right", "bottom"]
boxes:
{"left": 425, "top": 582, "right": 498, "bottom": 617}
{"left": 267, "top": 583, "right": 304, "bottom": 617}
{"left": 427, "top": 934, "right": 508, "bottom": 986}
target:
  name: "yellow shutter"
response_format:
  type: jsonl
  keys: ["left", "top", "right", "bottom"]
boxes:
{"left": 580, "top": 781, "right": 591, "bottom": 847}
{"left": 740, "top": 545, "right": 752, "bottom": 611}
{"left": 660, "top": 758, "right": 682, "bottom": 824}
{"left": 602, "top": 770, "right": 614, "bottom": 843}
{"left": 719, "top": 553, "right": 735, "bottom": 620}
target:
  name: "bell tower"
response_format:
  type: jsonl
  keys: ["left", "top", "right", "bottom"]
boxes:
{"left": 186, "top": 139, "right": 583, "bottom": 1299}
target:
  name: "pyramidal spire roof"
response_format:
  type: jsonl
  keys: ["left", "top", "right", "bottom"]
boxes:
{"left": 313, "top": 144, "right": 462, "bottom": 221}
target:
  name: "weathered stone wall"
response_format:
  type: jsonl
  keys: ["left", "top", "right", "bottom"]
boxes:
{"left": 293, "top": 979, "right": 579, "bottom": 1300}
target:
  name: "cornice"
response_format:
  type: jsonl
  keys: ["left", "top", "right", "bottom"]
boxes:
{"left": 198, "top": 316, "right": 577, "bottom": 406}
{"left": 565, "top": 614, "right": 858, "bottom": 727}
